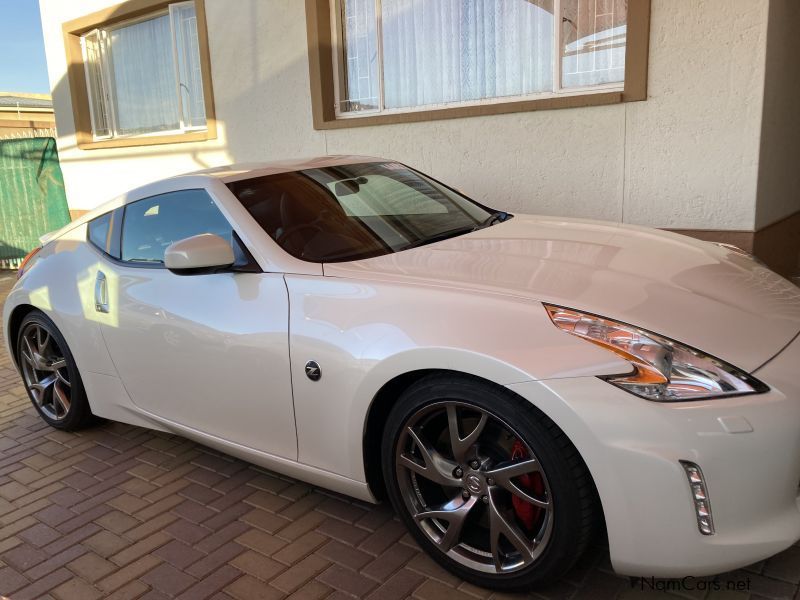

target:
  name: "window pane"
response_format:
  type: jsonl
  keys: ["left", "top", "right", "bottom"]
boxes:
{"left": 228, "top": 162, "right": 492, "bottom": 263}
{"left": 323, "top": 174, "right": 449, "bottom": 217}
{"left": 121, "top": 190, "right": 232, "bottom": 264}
{"left": 83, "top": 32, "right": 111, "bottom": 138}
{"left": 171, "top": 3, "right": 207, "bottom": 128}
{"left": 561, "top": 0, "right": 626, "bottom": 88}
{"left": 340, "top": 0, "right": 380, "bottom": 112}
{"left": 88, "top": 212, "right": 112, "bottom": 253}
{"left": 108, "top": 14, "right": 181, "bottom": 136}
{"left": 380, "top": 0, "right": 553, "bottom": 110}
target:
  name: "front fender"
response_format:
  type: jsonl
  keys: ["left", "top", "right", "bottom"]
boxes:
{"left": 286, "top": 274, "right": 628, "bottom": 482}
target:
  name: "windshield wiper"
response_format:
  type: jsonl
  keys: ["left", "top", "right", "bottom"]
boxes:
{"left": 400, "top": 226, "right": 477, "bottom": 251}
{"left": 473, "top": 211, "right": 510, "bottom": 231}
{"left": 399, "top": 212, "right": 512, "bottom": 252}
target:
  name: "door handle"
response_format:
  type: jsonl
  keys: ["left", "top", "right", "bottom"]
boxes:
{"left": 95, "top": 271, "right": 109, "bottom": 313}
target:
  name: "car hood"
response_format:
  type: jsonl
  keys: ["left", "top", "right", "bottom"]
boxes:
{"left": 324, "top": 215, "right": 800, "bottom": 372}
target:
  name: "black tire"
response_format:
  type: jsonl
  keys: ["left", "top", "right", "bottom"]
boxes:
{"left": 381, "top": 373, "right": 597, "bottom": 591}
{"left": 16, "top": 310, "right": 96, "bottom": 430}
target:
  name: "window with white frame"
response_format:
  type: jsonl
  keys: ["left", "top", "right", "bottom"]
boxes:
{"left": 332, "top": 0, "right": 627, "bottom": 116}
{"left": 80, "top": 1, "right": 207, "bottom": 140}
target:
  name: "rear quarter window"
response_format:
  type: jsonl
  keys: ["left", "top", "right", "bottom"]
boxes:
{"left": 87, "top": 212, "right": 112, "bottom": 254}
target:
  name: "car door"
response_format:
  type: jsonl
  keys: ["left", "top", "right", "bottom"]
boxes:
{"left": 94, "top": 188, "right": 297, "bottom": 460}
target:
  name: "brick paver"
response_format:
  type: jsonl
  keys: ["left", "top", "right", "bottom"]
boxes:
{"left": 1, "top": 272, "right": 798, "bottom": 599}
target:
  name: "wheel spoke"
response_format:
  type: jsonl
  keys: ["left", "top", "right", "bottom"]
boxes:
{"left": 53, "top": 382, "right": 71, "bottom": 417}
{"left": 498, "top": 480, "right": 549, "bottom": 509}
{"left": 486, "top": 459, "right": 549, "bottom": 508}
{"left": 21, "top": 348, "right": 34, "bottom": 366}
{"left": 487, "top": 492, "right": 535, "bottom": 571}
{"left": 446, "top": 405, "right": 487, "bottom": 464}
{"left": 29, "top": 373, "right": 57, "bottom": 406}
{"left": 55, "top": 369, "right": 71, "bottom": 387}
{"left": 22, "top": 336, "right": 35, "bottom": 364}
{"left": 487, "top": 459, "right": 540, "bottom": 479}
{"left": 36, "top": 327, "right": 51, "bottom": 354}
{"left": 399, "top": 427, "right": 460, "bottom": 487}
{"left": 414, "top": 494, "right": 478, "bottom": 551}
{"left": 49, "top": 358, "right": 67, "bottom": 372}
{"left": 29, "top": 385, "right": 44, "bottom": 406}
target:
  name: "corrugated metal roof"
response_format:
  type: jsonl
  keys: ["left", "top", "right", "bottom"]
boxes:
{"left": 0, "top": 95, "right": 53, "bottom": 110}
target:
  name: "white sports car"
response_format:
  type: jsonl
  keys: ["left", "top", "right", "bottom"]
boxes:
{"left": 4, "top": 156, "right": 800, "bottom": 590}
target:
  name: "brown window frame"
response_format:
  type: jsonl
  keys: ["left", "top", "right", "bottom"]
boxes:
{"left": 63, "top": 0, "right": 216, "bottom": 150}
{"left": 305, "top": 0, "right": 650, "bottom": 130}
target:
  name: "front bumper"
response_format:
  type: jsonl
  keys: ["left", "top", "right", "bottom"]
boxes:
{"left": 507, "top": 332, "right": 800, "bottom": 577}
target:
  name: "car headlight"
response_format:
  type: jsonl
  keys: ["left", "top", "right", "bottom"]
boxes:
{"left": 544, "top": 304, "right": 768, "bottom": 401}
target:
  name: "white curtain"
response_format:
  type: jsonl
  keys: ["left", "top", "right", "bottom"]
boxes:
{"left": 380, "top": 0, "right": 554, "bottom": 109}
{"left": 108, "top": 14, "right": 181, "bottom": 135}
{"left": 172, "top": 3, "right": 207, "bottom": 128}
{"left": 342, "top": 0, "right": 380, "bottom": 110}
{"left": 83, "top": 32, "right": 111, "bottom": 137}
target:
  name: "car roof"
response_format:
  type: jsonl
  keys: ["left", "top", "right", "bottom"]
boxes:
{"left": 173, "top": 155, "right": 386, "bottom": 184}
{"left": 43, "top": 155, "right": 388, "bottom": 244}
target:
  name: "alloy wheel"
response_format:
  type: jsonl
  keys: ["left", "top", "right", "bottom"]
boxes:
{"left": 19, "top": 322, "right": 72, "bottom": 421}
{"left": 395, "top": 401, "right": 553, "bottom": 574}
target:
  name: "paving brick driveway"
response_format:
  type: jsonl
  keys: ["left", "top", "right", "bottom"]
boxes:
{"left": 1, "top": 273, "right": 799, "bottom": 600}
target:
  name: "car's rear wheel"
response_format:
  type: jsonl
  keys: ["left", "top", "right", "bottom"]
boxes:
{"left": 382, "top": 374, "right": 597, "bottom": 590}
{"left": 16, "top": 311, "right": 95, "bottom": 430}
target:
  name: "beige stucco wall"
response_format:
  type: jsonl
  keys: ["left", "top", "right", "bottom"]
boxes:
{"left": 754, "top": 0, "right": 800, "bottom": 230}
{"left": 40, "top": 0, "right": 769, "bottom": 231}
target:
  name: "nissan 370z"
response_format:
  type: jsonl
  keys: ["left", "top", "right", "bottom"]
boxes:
{"left": 4, "top": 156, "right": 800, "bottom": 590}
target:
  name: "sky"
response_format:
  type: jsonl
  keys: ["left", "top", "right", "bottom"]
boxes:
{"left": 0, "top": 0, "right": 50, "bottom": 94}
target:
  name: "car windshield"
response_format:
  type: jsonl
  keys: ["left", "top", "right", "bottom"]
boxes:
{"left": 227, "top": 162, "right": 501, "bottom": 263}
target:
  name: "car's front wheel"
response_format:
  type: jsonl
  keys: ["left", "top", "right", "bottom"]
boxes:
{"left": 16, "top": 311, "right": 95, "bottom": 430}
{"left": 382, "top": 374, "right": 597, "bottom": 590}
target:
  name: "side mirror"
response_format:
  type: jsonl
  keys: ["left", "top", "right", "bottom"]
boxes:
{"left": 164, "top": 233, "right": 235, "bottom": 275}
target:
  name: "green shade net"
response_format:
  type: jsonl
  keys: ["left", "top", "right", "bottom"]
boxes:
{"left": 0, "top": 138, "right": 71, "bottom": 268}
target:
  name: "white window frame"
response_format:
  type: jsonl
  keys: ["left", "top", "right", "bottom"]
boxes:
{"left": 81, "top": 29, "right": 113, "bottom": 140}
{"left": 79, "top": 1, "right": 207, "bottom": 141}
{"left": 329, "top": 0, "right": 626, "bottom": 120}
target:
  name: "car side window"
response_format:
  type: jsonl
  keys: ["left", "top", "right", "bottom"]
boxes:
{"left": 121, "top": 189, "right": 232, "bottom": 265}
{"left": 87, "top": 212, "right": 112, "bottom": 254}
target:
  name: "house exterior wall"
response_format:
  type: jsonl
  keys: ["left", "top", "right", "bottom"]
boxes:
{"left": 751, "top": 0, "right": 800, "bottom": 278}
{"left": 39, "top": 0, "right": 769, "bottom": 234}
{"left": 754, "top": 0, "right": 800, "bottom": 230}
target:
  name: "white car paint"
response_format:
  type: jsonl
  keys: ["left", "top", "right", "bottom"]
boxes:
{"left": 164, "top": 233, "right": 235, "bottom": 270}
{"left": 3, "top": 156, "right": 800, "bottom": 578}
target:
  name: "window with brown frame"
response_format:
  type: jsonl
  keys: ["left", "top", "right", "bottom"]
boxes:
{"left": 306, "top": 0, "right": 649, "bottom": 129}
{"left": 63, "top": 0, "right": 216, "bottom": 150}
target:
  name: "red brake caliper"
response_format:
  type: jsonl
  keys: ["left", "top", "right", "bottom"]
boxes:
{"left": 510, "top": 440, "right": 545, "bottom": 531}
